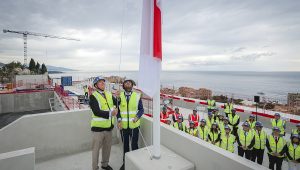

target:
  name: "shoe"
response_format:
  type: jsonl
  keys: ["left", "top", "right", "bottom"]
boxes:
{"left": 101, "top": 165, "right": 113, "bottom": 170}
{"left": 119, "top": 164, "right": 124, "bottom": 170}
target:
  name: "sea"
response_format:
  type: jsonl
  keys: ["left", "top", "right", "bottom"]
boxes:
{"left": 49, "top": 71, "right": 300, "bottom": 104}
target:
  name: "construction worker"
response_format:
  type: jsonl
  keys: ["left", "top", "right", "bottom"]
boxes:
{"left": 160, "top": 106, "right": 169, "bottom": 124}
{"left": 188, "top": 108, "right": 200, "bottom": 127}
{"left": 291, "top": 123, "right": 300, "bottom": 136}
{"left": 224, "top": 98, "right": 234, "bottom": 117}
{"left": 271, "top": 113, "right": 286, "bottom": 136}
{"left": 251, "top": 121, "right": 267, "bottom": 165}
{"left": 228, "top": 109, "right": 240, "bottom": 137}
{"left": 89, "top": 77, "right": 118, "bottom": 170}
{"left": 208, "top": 122, "right": 221, "bottom": 146}
{"left": 286, "top": 134, "right": 300, "bottom": 170}
{"left": 198, "top": 119, "right": 209, "bottom": 141}
{"left": 212, "top": 108, "right": 220, "bottom": 120}
{"left": 216, "top": 113, "right": 225, "bottom": 131}
{"left": 206, "top": 111, "right": 215, "bottom": 129}
{"left": 172, "top": 107, "right": 183, "bottom": 123}
{"left": 173, "top": 115, "right": 187, "bottom": 132}
{"left": 266, "top": 127, "right": 287, "bottom": 170}
{"left": 220, "top": 125, "right": 236, "bottom": 153}
{"left": 117, "top": 79, "right": 144, "bottom": 170}
{"left": 83, "top": 85, "right": 89, "bottom": 102}
{"left": 188, "top": 121, "right": 198, "bottom": 137}
{"left": 220, "top": 117, "right": 232, "bottom": 135}
{"left": 237, "top": 122, "right": 255, "bottom": 160}
{"left": 246, "top": 115, "right": 256, "bottom": 130}
{"left": 207, "top": 96, "right": 216, "bottom": 113}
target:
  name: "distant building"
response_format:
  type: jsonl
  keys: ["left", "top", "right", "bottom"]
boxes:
{"left": 288, "top": 93, "right": 300, "bottom": 114}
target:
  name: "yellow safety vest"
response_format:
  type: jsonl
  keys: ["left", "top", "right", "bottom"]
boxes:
{"left": 287, "top": 142, "right": 300, "bottom": 160}
{"left": 238, "top": 129, "right": 254, "bottom": 149}
{"left": 208, "top": 131, "right": 220, "bottom": 145}
{"left": 228, "top": 114, "right": 240, "bottom": 127}
{"left": 267, "top": 135, "right": 286, "bottom": 157}
{"left": 119, "top": 91, "right": 140, "bottom": 129}
{"left": 292, "top": 129, "right": 299, "bottom": 135}
{"left": 254, "top": 130, "right": 267, "bottom": 150}
{"left": 198, "top": 126, "right": 209, "bottom": 140}
{"left": 220, "top": 124, "right": 232, "bottom": 135}
{"left": 271, "top": 119, "right": 285, "bottom": 135}
{"left": 91, "top": 91, "right": 115, "bottom": 128}
{"left": 224, "top": 103, "right": 233, "bottom": 114}
{"left": 247, "top": 119, "right": 256, "bottom": 129}
{"left": 188, "top": 128, "right": 198, "bottom": 137}
{"left": 84, "top": 87, "right": 88, "bottom": 93}
{"left": 206, "top": 117, "right": 215, "bottom": 129}
{"left": 207, "top": 99, "right": 216, "bottom": 109}
{"left": 173, "top": 122, "right": 186, "bottom": 132}
{"left": 220, "top": 134, "right": 236, "bottom": 153}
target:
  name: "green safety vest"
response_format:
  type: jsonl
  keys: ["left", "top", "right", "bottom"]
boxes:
{"left": 228, "top": 114, "right": 240, "bottom": 127}
{"left": 220, "top": 124, "right": 232, "bottom": 135}
{"left": 188, "top": 128, "right": 198, "bottom": 137}
{"left": 271, "top": 119, "right": 285, "bottom": 135}
{"left": 119, "top": 91, "right": 141, "bottom": 129}
{"left": 287, "top": 142, "right": 300, "bottom": 160}
{"left": 91, "top": 91, "right": 115, "bottom": 128}
{"left": 292, "top": 129, "right": 299, "bottom": 135}
{"left": 267, "top": 135, "right": 286, "bottom": 157}
{"left": 206, "top": 117, "right": 215, "bottom": 129}
{"left": 224, "top": 103, "right": 233, "bottom": 114}
{"left": 246, "top": 119, "right": 256, "bottom": 129}
{"left": 84, "top": 87, "right": 88, "bottom": 93}
{"left": 198, "top": 126, "right": 209, "bottom": 140}
{"left": 173, "top": 122, "right": 186, "bottom": 132}
{"left": 238, "top": 129, "right": 254, "bottom": 149}
{"left": 208, "top": 131, "right": 220, "bottom": 145}
{"left": 207, "top": 99, "right": 216, "bottom": 109}
{"left": 253, "top": 130, "right": 267, "bottom": 150}
{"left": 220, "top": 134, "right": 236, "bottom": 153}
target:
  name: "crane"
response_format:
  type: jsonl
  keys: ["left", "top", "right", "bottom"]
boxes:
{"left": 3, "top": 29, "right": 80, "bottom": 66}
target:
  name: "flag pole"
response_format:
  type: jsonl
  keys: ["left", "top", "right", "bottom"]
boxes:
{"left": 152, "top": 70, "right": 161, "bottom": 159}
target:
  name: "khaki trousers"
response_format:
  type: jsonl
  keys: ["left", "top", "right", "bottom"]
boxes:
{"left": 92, "top": 130, "right": 112, "bottom": 170}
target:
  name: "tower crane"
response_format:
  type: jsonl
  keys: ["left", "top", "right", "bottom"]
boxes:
{"left": 3, "top": 29, "right": 80, "bottom": 66}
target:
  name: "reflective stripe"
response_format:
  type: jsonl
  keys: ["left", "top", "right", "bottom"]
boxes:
{"left": 93, "top": 117, "right": 110, "bottom": 121}
{"left": 120, "top": 111, "right": 137, "bottom": 115}
{"left": 122, "top": 118, "right": 135, "bottom": 121}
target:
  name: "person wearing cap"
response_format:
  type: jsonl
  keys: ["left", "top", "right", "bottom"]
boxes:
{"left": 224, "top": 98, "right": 234, "bottom": 117}
{"left": 237, "top": 121, "right": 255, "bottom": 160}
{"left": 287, "top": 134, "right": 300, "bottom": 170}
{"left": 212, "top": 108, "right": 220, "bottom": 119}
{"left": 188, "top": 108, "right": 200, "bottom": 127}
{"left": 251, "top": 121, "right": 267, "bottom": 165}
{"left": 291, "top": 123, "right": 300, "bottom": 136}
{"left": 117, "top": 79, "right": 144, "bottom": 170}
{"left": 173, "top": 115, "right": 187, "bottom": 132}
{"left": 160, "top": 106, "right": 169, "bottom": 124}
{"left": 247, "top": 115, "right": 256, "bottom": 130}
{"left": 228, "top": 109, "right": 240, "bottom": 137}
{"left": 220, "top": 126, "right": 236, "bottom": 153}
{"left": 188, "top": 121, "right": 198, "bottom": 137}
{"left": 271, "top": 113, "right": 286, "bottom": 136}
{"left": 206, "top": 111, "right": 215, "bottom": 129}
{"left": 89, "top": 77, "right": 118, "bottom": 170}
{"left": 220, "top": 117, "right": 232, "bottom": 135}
{"left": 207, "top": 96, "right": 216, "bottom": 113}
{"left": 266, "top": 127, "right": 287, "bottom": 170}
{"left": 208, "top": 122, "right": 221, "bottom": 146}
{"left": 172, "top": 107, "right": 183, "bottom": 123}
{"left": 198, "top": 119, "right": 209, "bottom": 141}
{"left": 216, "top": 113, "right": 225, "bottom": 131}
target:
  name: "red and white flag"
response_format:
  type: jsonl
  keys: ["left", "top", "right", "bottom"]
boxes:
{"left": 138, "top": 0, "right": 162, "bottom": 98}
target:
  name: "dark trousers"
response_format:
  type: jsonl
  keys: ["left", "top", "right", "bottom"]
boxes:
{"left": 120, "top": 127, "right": 139, "bottom": 161}
{"left": 251, "top": 148, "right": 264, "bottom": 165}
{"left": 232, "top": 126, "right": 238, "bottom": 137}
{"left": 238, "top": 146, "right": 252, "bottom": 160}
{"left": 268, "top": 154, "right": 284, "bottom": 170}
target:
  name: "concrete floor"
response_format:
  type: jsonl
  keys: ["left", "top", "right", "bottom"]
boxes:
{"left": 36, "top": 144, "right": 123, "bottom": 170}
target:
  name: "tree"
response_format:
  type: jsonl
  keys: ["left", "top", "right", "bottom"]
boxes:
{"left": 35, "top": 62, "right": 40, "bottom": 74}
{"left": 41, "top": 63, "right": 47, "bottom": 74}
{"left": 29, "top": 58, "right": 36, "bottom": 71}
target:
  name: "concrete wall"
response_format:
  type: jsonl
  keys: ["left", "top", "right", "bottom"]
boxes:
{"left": 139, "top": 116, "right": 268, "bottom": 170}
{"left": 0, "top": 147, "right": 35, "bottom": 170}
{"left": 0, "top": 91, "right": 53, "bottom": 114}
{"left": 0, "top": 109, "right": 119, "bottom": 162}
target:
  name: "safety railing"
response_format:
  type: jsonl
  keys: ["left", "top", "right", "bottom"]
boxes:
{"left": 54, "top": 85, "right": 81, "bottom": 110}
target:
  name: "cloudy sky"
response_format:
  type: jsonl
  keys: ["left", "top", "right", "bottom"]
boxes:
{"left": 0, "top": 0, "right": 299, "bottom": 71}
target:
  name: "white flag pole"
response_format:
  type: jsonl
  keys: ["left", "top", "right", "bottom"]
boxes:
{"left": 152, "top": 67, "right": 161, "bottom": 159}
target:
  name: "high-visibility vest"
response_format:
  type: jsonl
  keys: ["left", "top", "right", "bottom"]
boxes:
{"left": 91, "top": 91, "right": 115, "bottom": 128}
{"left": 160, "top": 112, "right": 169, "bottom": 124}
{"left": 173, "top": 113, "right": 183, "bottom": 122}
{"left": 119, "top": 91, "right": 141, "bottom": 129}
{"left": 228, "top": 114, "right": 240, "bottom": 127}
{"left": 224, "top": 103, "right": 233, "bottom": 114}
{"left": 189, "top": 114, "right": 200, "bottom": 127}
{"left": 238, "top": 129, "right": 254, "bottom": 149}
{"left": 220, "top": 134, "right": 236, "bottom": 153}
{"left": 287, "top": 142, "right": 300, "bottom": 160}
{"left": 207, "top": 99, "right": 216, "bottom": 109}
{"left": 173, "top": 122, "right": 186, "bottom": 132}
{"left": 271, "top": 119, "right": 285, "bottom": 135}
{"left": 220, "top": 124, "right": 232, "bottom": 135}
{"left": 84, "top": 87, "right": 88, "bottom": 93}
{"left": 253, "top": 130, "right": 267, "bottom": 150}
{"left": 198, "top": 126, "right": 209, "bottom": 140}
{"left": 206, "top": 117, "right": 215, "bottom": 129}
{"left": 292, "top": 129, "right": 299, "bottom": 135}
{"left": 267, "top": 135, "right": 286, "bottom": 157}
{"left": 208, "top": 131, "right": 220, "bottom": 145}
{"left": 188, "top": 128, "right": 198, "bottom": 137}
{"left": 247, "top": 119, "right": 256, "bottom": 129}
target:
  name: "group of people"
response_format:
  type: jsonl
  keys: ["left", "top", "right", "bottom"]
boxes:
{"left": 89, "top": 77, "right": 144, "bottom": 170}
{"left": 160, "top": 98, "right": 300, "bottom": 170}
